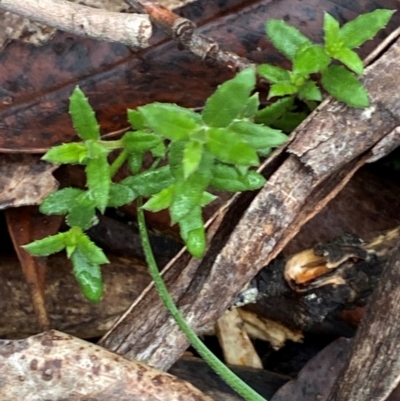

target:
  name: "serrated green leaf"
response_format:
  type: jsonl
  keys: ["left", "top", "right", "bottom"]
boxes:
{"left": 229, "top": 120, "right": 288, "bottom": 149}
{"left": 42, "top": 143, "right": 88, "bottom": 164}
{"left": 170, "top": 152, "right": 213, "bottom": 223}
{"left": 255, "top": 97, "right": 294, "bottom": 126}
{"left": 121, "top": 166, "right": 174, "bottom": 197}
{"left": 207, "top": 128, "right": 259, "bottom": 166}
{"left": 298, "top": 80, "right": 322, "bottom": 101}
{"left": 186, "top": 227, "right": 206, "bottom": 259}
{"left": 76, "top": 233, "right": 109, "bottom": 265}
{"left": 268, "top": 82, "right": 298, "bottom": 98}
{"left": 257, "top": 64, "right": 290, "bottom": 83}
{"left": 40, "top": 188, "right": 85, "bottom": 215}
{"left": 273, "top": 111, "right": 308, "bottom": 133}
{"left": 69, "top": 87, "right": 100, "bottom": 140}
{"left": 293, "top": 45, "right": 331, "bottom": 75}
{"left": 178, "top": 205, "right": 204, "bottom": 241}
{"left": 142, "top": 186, "right": 173, "bottom": 212}
{"left": 324, "top": 13, "right": 341, "bottom": 50}
{"left": 239, "top": 93, "right": 260, "bottom": 119}
{"left": 183, "top": 140, "right": 203, "bottom": 178}
{"left": 107, "top": 183, "right": 136, "bottom": 207}
{"left": 127, "top": 152, "right": 143, "bottom": 174}
{"left": 321, "top": 65, "right": 369, "bottom": 108}
{"left": 66, "top": 204, "right": 98, "bottom": 230}
{"left": 127, "top": 109, "right": 146, "bottom": 130}
{"left": 200, "top": 191, "right": 218, "bottom": 207}
{"left": 85, "top": 155, "right": 111, "bottom": 213}
{"left": 139, "top": 103, "right": 199, "bottom": 140}
{"left": 202, "top": 68, "right": 256, "bottom": 127}
{"left": 210, "top": 164, "right": 265, "bottom": 192}
{"left": 23, "top": 232, "right": 66, "bottom": 256}
{"left": 70, "top": 249, "right": 103, "bottom": 303}
{"left": 168, "top": 140, "right": 186, "bottom": 180}
{"left": 151, "top": 142, "right": 167, "bottom": 158}
{"left": 266, "top": 19, "right": 312, "bottom": 61}
{"left": 333, "top": 47, "right": 364, "bottom": 75}
{"left": 122, "top": 131, "right": 162, "bottom": 152}
{"left": 339, "top": 9, "right": 395, "bottom": 49}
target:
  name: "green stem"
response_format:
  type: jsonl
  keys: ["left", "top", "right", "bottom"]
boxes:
{"left": 137, "top": 198, "right": 267, "bottom": 401}
{"left": 99, "top": 139, "right": 123, "bottom": 149}
{"left": 110, "top": 149, "right": 128, "bottom": 178}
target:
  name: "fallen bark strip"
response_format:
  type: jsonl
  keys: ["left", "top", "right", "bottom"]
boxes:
{"left": 100, "top": 35, "right": 400, "bottom": 370}
{"left": 0, "top": 0, "right": 152, "bottom": 47}
{"left": 325, "top": 239, "right": 400, "bottom": 401}
{"left": 0, "top": 330, "right": 213, "bottom": 401}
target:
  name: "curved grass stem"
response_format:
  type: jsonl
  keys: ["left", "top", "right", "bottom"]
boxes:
{"left": 137, "top": 197, "right": 267, "bottom": 401}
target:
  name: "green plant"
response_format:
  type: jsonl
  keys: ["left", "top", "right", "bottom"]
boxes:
{"left": 256, "top": 9, "right": 394, "bottom": 131}
{"left": 23, "top": 9, "right": 394, "bottom": 401}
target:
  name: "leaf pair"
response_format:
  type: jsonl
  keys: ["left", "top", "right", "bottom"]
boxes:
{"left": 23, "top": 227, "right": 108, "bottom": 303}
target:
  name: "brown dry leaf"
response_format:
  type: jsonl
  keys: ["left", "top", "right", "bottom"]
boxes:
{"left": 0, "top": 330, "right": 213, "bottom": 401}
{"left": 0, "top": 154, "right": 58, "bottom": 209}
{"left": 238, "top": 309, "right": 303, "bottom": 351}
{"left": 215, "top": 308, "right": 262, "bottom": 368}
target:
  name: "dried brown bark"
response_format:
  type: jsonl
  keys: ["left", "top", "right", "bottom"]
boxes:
{"left": 100, "top": 35, "right": 400, "bottom": 370}
{"left": 326, "top": 239, "right": 400, "bottom": 401}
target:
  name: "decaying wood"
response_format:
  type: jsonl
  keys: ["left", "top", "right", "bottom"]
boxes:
{"left": 100, "top": 35, "right": 400, "bottom": 370}
{"left": 326, "top": 240, "right": 400, "bottom": 401}
{"left": 0, "top": 330, "right": 213, "bottom": 401}
{"left": 0, "top": 253, "right": 151, "bottom": 338}
{"left": 0, "top": 0, "right": 152, "bottom": 48}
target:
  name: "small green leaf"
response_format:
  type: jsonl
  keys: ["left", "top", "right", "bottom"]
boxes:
{"left": 178, "top": 205, "right": 204, "bottom": 239}
{"left": 168, "top": 140, "right": 186, "bottom": 180}
{"left": 200, "top": 191, "right": 217, "bottom": 207}
{"left": 293, "top": 45, "right": 331, "bottom": 75}
{"left": 76, "top": 233, "right": 109, "bottom": 265}
{"left": 23, "top": 232, "right": 66, "bottom": 256}
{"left": 186, "top": 227, "right": 206, "bottom": 259}
{"left": 122, "top": 131, "right": 163, "bottom": 152}
{"left": 339, "top": 9, "right": 395, "bottom": 49}
{"left": 40, "top": 188, "right": 85, "bottom": 215}
{"left": 70, "top": 249, "right": 103, "bottom": 303}
{"left": 69, "top": 87, "right": 100, "bottom": 140}
{"left": 333, "top": 47, "right": 364, "bottom": 75}
{"left": 107, "top": 183, "right": 136, "bottom": 207}
{"left": 324, "top": 13, "right": 341, "bottom": 50}
{"left": 273, "top": 111, "right": 308, "bottom": 133}
{"left": 127, "top": 152, "right": 143, "bottom": 174}
{"left": 210, "top": 164, "right": 265, "bottom": 192}
{"left": 139, "top": 103, "right": 199, "bottom": 140}
{"left": 266, "top": 19, "right": 312, "bottom": 61}
{"left": 298, "top": 81, "right": 322, "bottom": 101}
{"left": 183, "top": 140, "right": 203, "bottom": 178}
{"left": 142, "top": 186, "right": 173, "bottom": 212}
{"left": 255, "top": 97, "right": 294, "bottom": 125}
{"left": 202, "top": 67, "right": 256, "bottom": 127}
{"left": 85, "top": 140, "right": 110, "bottom": 159}
{"left": 151, "top": 142, "right": 167, "bottom": 158}
{"left": 207, "top": 128, "right": 259, "bottom": 166}
{"left": 268, "top": 82, "right": 298, "bottom": 98}
{"left": 42, "top": 143, "right": 88, "bottom": 164}
{"left": 66, "top": 204, "right": 97, "bottom": 230}
{"left": 321, "top": 65, "right": 369, "bottom": 108}
{"left": 257, "top": 64, "right": 290, "bottom": 83}
{"left": 238, "top": 93, "right": 260, "bottom": 119}
{"left": 127, "top": 109, "right": 146, "bottom": 130}
{"left": 229, "top": 120, "right": 288, "bottom": 149}
{"left": 121, "top": 166, "right": 174, "bottom": 197}
{"left": 85, "top": 155, "right": 111, "bottom": 213}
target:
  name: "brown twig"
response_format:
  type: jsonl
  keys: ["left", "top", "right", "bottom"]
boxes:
{"left": 125, "top": 0, "right": 254, "bottom": 71}
{"left": 0, "top": 0, "right": 152, "bottom": 48}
